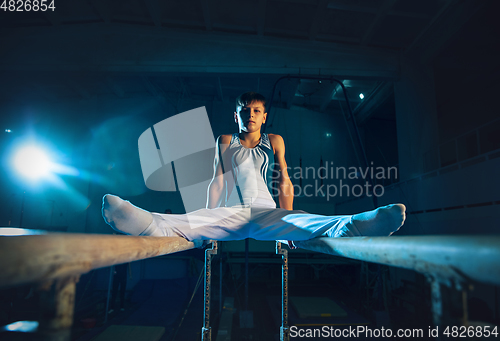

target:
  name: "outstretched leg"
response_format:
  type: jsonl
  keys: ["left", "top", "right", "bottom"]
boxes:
{"left": 102, "top": 194, "right": 252, "bottom": 240}
{"left": 102, "top": 195, "right": 406, "bottom": 242}
{"left": 250, "top": 203, "right": 406, "bottom": 243}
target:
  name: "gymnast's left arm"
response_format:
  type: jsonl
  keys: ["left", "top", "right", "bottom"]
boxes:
{"left": 272, "top": 134, "right": 294, "bottom": 210}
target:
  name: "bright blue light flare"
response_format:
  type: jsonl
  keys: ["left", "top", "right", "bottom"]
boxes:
{"left": 5, "top": 129, "right": 12, "bottom": 133}
{"left": 325, "top": 133, "right": 332, "bottom": 137}
{"left": 3, "top": 321, "right": 39, "bottom": 332}
{"left": 13, "top": 145, "right": 53, "bottom": 180}
{"left": 359, "top": 93, "right": 365, "bottom": 99}
{"left": 0, "top": 228, "right": 48, "bottom": 236}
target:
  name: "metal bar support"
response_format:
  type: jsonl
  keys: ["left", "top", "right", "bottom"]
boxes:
{"left": 38, "top": 276, "right": 80, "bottom": 341}
{"left": 202, "top": 241, "right": 218, "bottom": 341}
{"left": 276, "top": 241, "right": 289, "bottom": 341}
{"left": 219, "top": 254, "right": 223, "bottom": 315}
{"left": 245, "top": 238, "right": 249, "bottom": 310}
{"left": 104, "top": 265, "right": 114, "bottom": 324}
{"left": 430, "top": 279, "right": 442, "bottom": 329}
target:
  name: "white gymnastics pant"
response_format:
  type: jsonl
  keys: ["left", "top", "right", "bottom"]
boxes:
{"left": 149, "top": 205, "right": 363, "bottom": 241}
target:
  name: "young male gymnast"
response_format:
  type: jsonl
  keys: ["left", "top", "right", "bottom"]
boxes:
{"left": 102, "top": 92, "right": 406, "bottom": 246}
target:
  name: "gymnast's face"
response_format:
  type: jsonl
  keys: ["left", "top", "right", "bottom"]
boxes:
{"left": 234, "top": 100, "right": 267, "bottom": 133}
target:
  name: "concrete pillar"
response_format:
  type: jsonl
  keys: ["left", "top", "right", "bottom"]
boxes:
{"left": 394, "top": 56, "right": 439, "bottom": 181}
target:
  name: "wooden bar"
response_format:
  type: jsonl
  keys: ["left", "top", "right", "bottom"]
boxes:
{"left": 295, "top": 235, "right": 500, "bottom": 287}
{"left": 0, "top": 231, "right": 196, "bottom": 289}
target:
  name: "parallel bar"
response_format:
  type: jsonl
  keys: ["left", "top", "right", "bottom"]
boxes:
{"left": 295, "top": 236, "right": 500, "bottom": 287}
{"left": 202, "top": 241, "right": 218, "bottom": 341}
{"left": 0, "top": 231, "right": 196, "bottom": 289}
{"left": 430, "top": 280, "right": 443, "bottom": 327}
{"left": 219, "top": 255, "right": 223, "bottom": 315}
{"left": 244, "top": 239, "right": 249, "bottom": 310}
{"left": 38, "top": 276, "right": 79, "bottom": 340}
{"left": 104, "top": 265, "right": 114, "bottom": 324}
{"left": 276, "top": 242, "right": 289, "bottom": 341}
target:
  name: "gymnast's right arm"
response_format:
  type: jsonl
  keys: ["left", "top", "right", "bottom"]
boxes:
{"left": 207, "top": 135, "right": 227, "bottom": 209}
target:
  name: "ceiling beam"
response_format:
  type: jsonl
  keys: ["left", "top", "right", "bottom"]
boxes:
{"left": 409, "top": 0, "right": 487, "bottom": 63}
{"left": 0, "top": 24, "right": 400, "bottom": 80}
{"left": 404, "top": 0, "right": 488, "bottom": 65}
{"left": 309, "top": 0, "right": 328, "bottom": 41}
{"left": 3, "top": 22, "right": 395, "bottom": 56}
{"left": 406, "top": 0, "right": 452, "bottom": 54}
{"left": 361, "top": 0, "right": 397, "bottom": 45}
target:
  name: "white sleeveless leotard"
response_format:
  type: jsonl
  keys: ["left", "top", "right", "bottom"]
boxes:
{"left": 221, "top": 133, "right": 277, "bottom": 208}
